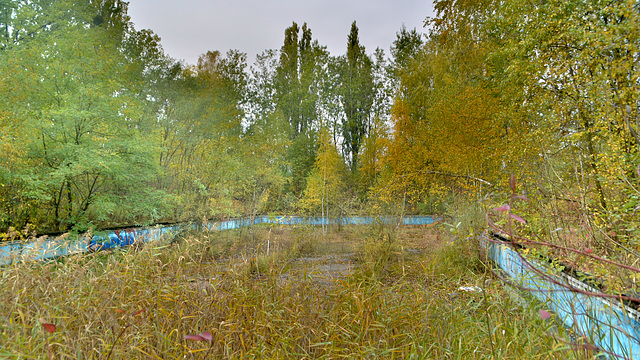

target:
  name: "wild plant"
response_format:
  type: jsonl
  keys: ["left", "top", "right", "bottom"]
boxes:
{"left": 486, "top": 175, "right": 640, "bottom": 359}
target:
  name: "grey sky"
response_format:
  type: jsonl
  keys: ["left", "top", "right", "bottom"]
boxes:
{"left": 127, "top": 0, "right": 435, "bottom": 65}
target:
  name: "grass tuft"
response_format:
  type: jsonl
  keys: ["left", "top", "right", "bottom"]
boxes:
{"left": 0, "top": 224, "right": 586, "bottom": 359}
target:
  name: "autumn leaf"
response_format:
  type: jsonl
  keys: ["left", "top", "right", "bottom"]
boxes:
{"left": 184, "top": 331, "right": 213, "bottom": 342}
{"left": 539, "top": 309, "right": 551, "bottom": 320}
{"left": 199, "top": 332, "right": 213, "bottom": 342}
{"left": 184, "top": 334, "right": 207, "bottom": 341}
{"left": 38, "top": 318, "right": 56, "bottom": 334}
{"left": 509, "top": 213, "right": 526, "bottom": 224}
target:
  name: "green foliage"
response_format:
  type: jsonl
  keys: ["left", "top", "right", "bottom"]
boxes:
{"left": 390, "top": 25, "right": 424, "bottom": 78}
{"left": 6, "top": 0, "right": 639, "bottom": 284}
{"left": 151, "top": 50, "right": 248, "bottom": 221}
{"left": 271, "top": 22, "right": 330, "bottom": 194}
{"left": 0, "top": 0, "right": 161, "bottom": 231}
{"left": 340, "top": 21, "right": 375, "bottom": 171}
{"left": 377, "top": 0, "right": 640, "bottom": 277}
{"left": 0, "top": 226, "right": 581, "bottom": 359}
{"left": 0, "top": 0, "right": 257, "bottom": 232}
{"left": 357, "top": 116, "right": 389, "bottom": 196}
{"left": 300, "top": 127, "right": 348, "bottom": 216}
{"left": 482, "top": 0, "right": 640, "bottom": 260}
{"left": 276, "top": 22, "right": 321, "bottom": 137}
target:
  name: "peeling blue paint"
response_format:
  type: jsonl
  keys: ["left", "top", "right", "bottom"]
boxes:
{"left": 480, "top": 233, "right": 640, "bottom": 359}
{"left": 0, "top": 215, "right": 437, "bottom": 266}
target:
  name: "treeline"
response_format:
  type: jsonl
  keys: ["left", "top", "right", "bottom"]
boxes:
{"left": 0, "top": 0, "right": 400, "bottom": 234}
{"left": 1, "top": 0, "right": 640, "bottom": 250}
{"left": 389, "top": 0, "right": 640, "bottom": 249}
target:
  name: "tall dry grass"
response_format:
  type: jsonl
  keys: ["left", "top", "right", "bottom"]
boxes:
{"left": 0, "top": 225, "right": 582, "bottom": 359}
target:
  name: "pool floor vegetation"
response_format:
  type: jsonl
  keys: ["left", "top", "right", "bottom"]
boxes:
{"left": 0, "top": 224, "right": 592, "bottom": 359}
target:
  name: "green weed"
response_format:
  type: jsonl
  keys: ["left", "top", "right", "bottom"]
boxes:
{"left": 0, "top": 225, "right": 583, "bottom": 359}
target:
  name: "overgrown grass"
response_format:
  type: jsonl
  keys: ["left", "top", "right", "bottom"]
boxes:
{"left": 0, "top": 224, "right": 588, "bottom": 359}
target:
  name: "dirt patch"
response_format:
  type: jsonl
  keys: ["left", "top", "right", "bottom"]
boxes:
{"left": 396, "top": 225, "right": 443, "bottom": 255}
{"left": 190, "top": 224, "right": 446, "bottom": 290}
{"left": 280, "top": 255, "right": 355, "bottom": 287}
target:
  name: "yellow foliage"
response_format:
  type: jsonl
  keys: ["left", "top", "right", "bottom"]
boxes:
{"left": 358, "top": 117, "right": 390, "bottom": 191}
{"left": 299, "top": 128, "right": 347, "bottom": 215}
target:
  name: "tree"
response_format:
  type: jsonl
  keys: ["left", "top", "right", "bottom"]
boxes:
{"left": 358, "top": 116, "right": 389, "bottom": 196}
{"left": 300, "top": 127, "right": 347, "bottom": 222}
{"left": 373, "top": 0, "right": 507, "bottom": 213}
{"left": 245, "top": 49, "right": 280, "bottom": 124}
{"left": 147, "top": 49, "right": 248, "bottom": 221}
{"left": 390, "top": 25, "right": 424, "bottom": 79}
{"left": 484, "top": 0, "right": 640, "bottom": 247}
{"left": 339, "top": 21, "right": 375, "bottom": 171}
{"left": 0, "top": 0, "right": 161, "bottom": 232}
{"left": 274, "top": 22, "right": 328, "bottom": 194}
{"left": 232, "top": 111, "right": 290, "bottom": 220}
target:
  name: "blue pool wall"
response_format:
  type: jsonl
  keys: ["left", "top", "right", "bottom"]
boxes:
{"left": 0, "top": 215, "right": 437, "bottom": 266}
{"left": 480, "top": 233, "right": 640, "bottom": 359}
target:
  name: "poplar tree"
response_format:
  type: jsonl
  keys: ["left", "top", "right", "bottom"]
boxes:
{"left": 340, "top": 21, "right": 375, "bottom": 171}
{"left": 274, "top": 22, "right": 328, "bottom": 194}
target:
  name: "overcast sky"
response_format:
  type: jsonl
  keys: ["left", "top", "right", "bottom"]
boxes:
{"left": 127, "top": 0, "right": 435, "bottom": 65}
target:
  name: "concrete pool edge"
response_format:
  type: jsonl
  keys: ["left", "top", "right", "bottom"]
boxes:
{"left": 480, "top": 233, "right": 640, "bottom": 359}
{"left": 0, "top": 215, "right": 439, "bottom": 266}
